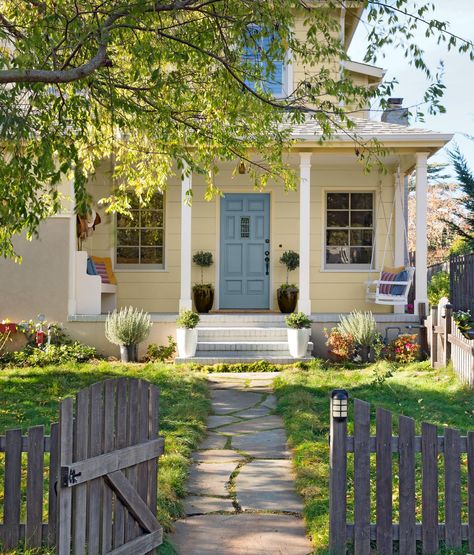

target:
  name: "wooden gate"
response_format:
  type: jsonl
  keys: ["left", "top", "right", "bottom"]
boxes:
{"left": 57, "top": 378, "right": 164, "bottom": 555}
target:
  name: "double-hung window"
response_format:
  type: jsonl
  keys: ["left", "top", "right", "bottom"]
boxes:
{"left": 325, "top": 192, "right": 374, "bottom": 270}
{"left": 115, "top": 192, "right": 165, "bottom": 268}
{"left": 243, "top": 26, "right": 286, "bottom": 97}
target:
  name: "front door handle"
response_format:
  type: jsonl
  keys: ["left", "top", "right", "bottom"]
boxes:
{"left": 264, "top": 256, "right": 270, "bottom": 276}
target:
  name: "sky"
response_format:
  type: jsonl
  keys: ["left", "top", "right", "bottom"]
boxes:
{"left": 348, "top": 1, "right": 474, "bottom": 169}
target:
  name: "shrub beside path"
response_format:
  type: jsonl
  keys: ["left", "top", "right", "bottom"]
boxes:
{"left": 169, "top": 372, "right": 312, "bottom": 554}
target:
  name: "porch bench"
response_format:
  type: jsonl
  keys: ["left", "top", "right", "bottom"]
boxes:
{"left": 75, "top": 251, "right": 117, "bottom": 315}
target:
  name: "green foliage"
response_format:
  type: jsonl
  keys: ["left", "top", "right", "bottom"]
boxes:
{"left": 453, "top": 310, "right": 474, "bottom": 335}
{"left": 285, "top": 312, "right": 312, "bottom": 329}
{"left": 105, "top": 306, "right": 152, "bottom": 346}
{"left": 0, "top": 1, "right": 471, "bottom": 258}
{"left": 0, "top": 342, "right": 96, "bottom": 367}
{"left": 278, "top": 282, "right": 298, "bottom": 292}
{"left": 388, "top": 333, "right": 420, "bottom": 363}
{"left": 176, "top": 310, "right": 200, "bottom": 329}
{"left": 274, "top": 361, "right": 474, "bottom": 548}
{"left": 145, "top": 336, "right": 177, "bottom": 362}
{"left": 427, "top": 271, "right": 450, "bottom": 306}
{"left": 337, "top": 311, "right": 378, "bottom": 348}
{"left": 447, "top": 146, "right": 474, "bottom": 246}
{"left": 192, "top": 283, "right": 214, "bottom": 292}
{"left": 193, "top": 251, "right": 214, "bottom": 285}
{"left": 450, "top": 235, "right": 473, "bottom": 255}
{"left": 189, "top": 359, "right": 284, "bottom": 373}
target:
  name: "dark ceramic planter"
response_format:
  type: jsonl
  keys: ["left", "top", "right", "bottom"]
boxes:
{"left": 277, "top": 287, "right": 299, "bottom": 314}
{"left": 120, "top": 344, "right": 138, "bottom": 363}
{"left": 193, "top": 286, "right": 214, "bottom": 313}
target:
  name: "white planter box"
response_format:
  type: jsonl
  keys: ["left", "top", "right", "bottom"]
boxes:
{"left": 177, "top": 328, "right": 198, "bottom": 359}
{"left": 287, "top": 328, "right": 310, "bottom": 358}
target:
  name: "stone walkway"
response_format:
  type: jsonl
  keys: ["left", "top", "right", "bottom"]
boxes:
{"left": 169, "top": 372, "right": 312, "bottom": 555}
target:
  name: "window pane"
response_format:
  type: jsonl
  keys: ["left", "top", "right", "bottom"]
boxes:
{"left": 327, "top": 193, "right": 349, "bottom": 209}
{"left": 141, "top": 210, "right": 163, "bottom": 227}
{"left": 141, "top": 229, "right": 163, "bottom": 246}
{"left": 351, "top": 193, "right": 373, "bottom": 209}
{"left": 141, "top": 247, "right": 163, "bottom": 265}
{"left": 326, "top": 230, "right": 349, "bottom": 246}
{"left": 350, "top": 247, "right": 372, "bottom": 264}
{"left": 116, "top": 247, "right": 139, "bottom": 264}
{"left": 326, "top": 247, "right": 350, "bottom": 264}
{"left": 327, "top": 211, "right": 349, "bottom": 228}
{"left": 350, "top": 230, "right": 373, "bottom": 246}
{"left": 151, "top": 193, "right": 164, "bottom": 210}
{"left": 117, "top": 228, "right": 139, "bottom": 246}
{"left": 117, "top": 211, "right": 138, "bottom": 228}
{"left": 351, "top": 211, "right": 373, "bottom": 227}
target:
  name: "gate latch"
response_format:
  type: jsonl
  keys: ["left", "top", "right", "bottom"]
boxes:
{"left": 61, "top": 466, "right": 82, "bottom": 487}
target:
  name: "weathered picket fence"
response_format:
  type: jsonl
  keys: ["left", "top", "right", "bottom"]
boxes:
{"left": 0, "top": 424, "right": 59, "bottom": 550}
{"left": 329, "top": 392, "right": 474, "bottom": 554}
{"left": 0, "top": 377, "right": 164, "bottom": 554}
{"left": 427, "top": 297, "right": 474, "bottom": 386}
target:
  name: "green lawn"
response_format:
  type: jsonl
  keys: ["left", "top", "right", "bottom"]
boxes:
{"left": 274, "top": 360, "right": 474, "bottom": 554}
{"left": 0, "top": 362, "right": 211, "bottom": 553}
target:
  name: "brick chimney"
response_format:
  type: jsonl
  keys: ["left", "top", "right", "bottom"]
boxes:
{"left": 381, "top": 98, "right": 409, "bottom": 126}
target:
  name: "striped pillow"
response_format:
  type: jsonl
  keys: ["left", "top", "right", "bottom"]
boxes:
{"left": 91, "top": 256, "right": 117, "bottom": 285}
{"left": 93, "top": 261, "right": 110, "bottom": 283}
{"left": 380, "top": 271, "right": 397, "bottom": 294}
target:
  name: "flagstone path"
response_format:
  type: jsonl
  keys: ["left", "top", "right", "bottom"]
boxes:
{"left": 169, "top": 372, "right": 312, "bottom": 555}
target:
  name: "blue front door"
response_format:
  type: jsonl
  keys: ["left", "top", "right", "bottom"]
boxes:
{"left": 220, "top": 193, "right": 270, "bottom": 309}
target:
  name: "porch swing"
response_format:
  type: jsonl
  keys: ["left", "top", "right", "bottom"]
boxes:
{"left": 365, "top": 168, "right": 415, "bottom": 306}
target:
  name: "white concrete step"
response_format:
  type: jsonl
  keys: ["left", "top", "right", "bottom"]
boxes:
{"left": 197, "top": 327, "right": 288, "bottom": 341}
{"left": 197, "top": 314, "right": 287, "bottom": 328}
{"left": 175, "top": 354, "right": 313, "bottom": 365}
{"left": 196, "top": 341, "right": 314, "bottom": 353}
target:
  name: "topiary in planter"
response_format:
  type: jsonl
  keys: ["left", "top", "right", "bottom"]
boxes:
{"left": 105, "top": 306, "right": 152, "bottom": 362}
{"left": 277, "top": 250, "right": 300, "bottom": 313}
{"left": 192, "top": 251, "right": 214, "bottom": 313}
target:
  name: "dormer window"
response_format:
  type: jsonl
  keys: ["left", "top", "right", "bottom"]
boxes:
{"left": 243, "top": 25, "right": 287, "bottom": 98}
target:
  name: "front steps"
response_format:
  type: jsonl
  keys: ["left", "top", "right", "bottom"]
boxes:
{"left": 175, "top": 315, "right": 314, "bottom": 364}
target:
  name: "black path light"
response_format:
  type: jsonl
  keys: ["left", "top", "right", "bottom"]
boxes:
{"left": 331, "top": 389, "right": 349, "bottom": 421}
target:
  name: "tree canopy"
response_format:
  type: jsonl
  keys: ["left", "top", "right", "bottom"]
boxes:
{"left": 0, "top": 0, "right": 473, "bottom": 259}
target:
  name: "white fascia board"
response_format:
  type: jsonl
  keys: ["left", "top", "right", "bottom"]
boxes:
{"left": 342, "top": 60, "right": 386, "bottom": 80}
{"left": 292, "top": 133, "right": 454, "bottom": 143}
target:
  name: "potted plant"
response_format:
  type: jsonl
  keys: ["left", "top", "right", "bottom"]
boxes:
{"left": 192, "top": 251, "right": 214, "bottom": 313}
{"left": 105, "top": 306, "right": 152, "bottom": 362}
{"left": 277, "top": 250, "right": 299, "bottom": 313}
{"left": 285, "top": 312, "right": 312, "bottom": 358}
{"left": 176, "top": 309, "right": 200, "bottom": 358}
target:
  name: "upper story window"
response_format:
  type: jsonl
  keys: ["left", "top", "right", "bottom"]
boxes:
{"left": 243, "top": 25, "right": 287, "bottom": 97}
{"left": 325, "top": 192, "right": 374, "bottom": 270}
{"left": 115, "top": 192, "right": 164, "bottom": 269}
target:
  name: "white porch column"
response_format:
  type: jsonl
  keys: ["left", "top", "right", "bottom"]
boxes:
{"left": 179, "top": 164, "right": 193, "bottom": 311}
{"left": 415, "top": 152, "right": 429, "bottom": 315}
{"left": 298, "top": 152, "right": 312, "bottom": 314}
{"left": 394, "top": 169, "right": 406, "bottom": 314}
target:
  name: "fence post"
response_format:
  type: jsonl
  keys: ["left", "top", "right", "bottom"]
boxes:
{"left": 419, "top": 303, "right": 429, "bottom": 360}
{"left": 430, "top": 306, "right": 438, "bottom": 368}
{"left": 329, "top": 389, "right": 348, "bottom": 555}
{"left": 443, "top": 303, "right": 453, "bottom": 367}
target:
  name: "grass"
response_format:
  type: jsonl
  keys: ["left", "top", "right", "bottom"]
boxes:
{"left": 0, "top": 361, "right": 211, "bottom": 553}
{"left": 274, "top": 360, "right": 474, "bottom": 554}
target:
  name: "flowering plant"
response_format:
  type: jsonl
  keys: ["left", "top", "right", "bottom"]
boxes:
{"left": 453, "top": 310, "right": 473, "bottom": 334}
{"left": 388, "top": 333, "right": 420, "bottom": 363}
{"left": 325, "top": 327, "right": 355, "bottom": 362}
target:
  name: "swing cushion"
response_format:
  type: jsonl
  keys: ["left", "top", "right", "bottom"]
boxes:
{"left": 380, "top": 271, "right": 397, "bottom": 294}
{"left": 391, "top": 270, "right": 409, "bottom": 295}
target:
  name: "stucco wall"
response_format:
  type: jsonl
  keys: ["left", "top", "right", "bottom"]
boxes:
{"left": 0, "top": 218, "right": 70, "bottom": 322}
{"left": 82, "top": 158, "right": 396, "bottom": 315}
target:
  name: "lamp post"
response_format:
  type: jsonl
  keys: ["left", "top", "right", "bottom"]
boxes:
{"left": 329, "top": 389, "right": 349, "bottom": 554}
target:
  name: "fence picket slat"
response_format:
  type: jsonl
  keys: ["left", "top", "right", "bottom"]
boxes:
{"left": 48, "top": 422, "right": 59, "bottom": 547}
{"left": 102, "top": 379, "right": 116, "bottom": 553}
{"left": 26, "top": 425, "right": 44, "bottom": 548}
{"left": 87, "top": 381, "right": 104, "bottom": 555}
{"left": 353, "top": 399, "right": 370, "bottom": 555}
{"left": 399, "top": 415, "right": 416, "bottom": 555}
{"left": 422, "top": 422, "right": 438, "bottom": 555}
{"left": 113, "top": 378, "right": 128, "bottom": 549}
{"left": 146, "top": 384, "right": 160, "bottom": 555}
{"left": 468, "top": 431, "right": 474, "bottom": 550}
{"left": 126, "top": 378, "right": 140, "bottom": 541}
{"left": 445, "top": 427, "right": 462, "bottom": 548}
{"left": 376, "top": 407, "right": 393, "bottom": 555}
{"left": 3, "top": 428, "right": 22, "bottom": 549}
{"left": 57, "top": 397, "right": 74, "bottom": 555}
{"left": 72, "top": 387, "right": 90, "bottom": 553}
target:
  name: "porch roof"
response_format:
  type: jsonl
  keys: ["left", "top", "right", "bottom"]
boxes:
{"left": 288, "top": 117, "right": 453, "bottom": 145}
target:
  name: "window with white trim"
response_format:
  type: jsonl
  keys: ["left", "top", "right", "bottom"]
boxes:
{"left": 325, "top": 192, "right": 374, "bottom": 269}
{"left": 243, "top": 25, "right": 287, "bottom": 97}
{"left": 115, "top": 192, "right": 164, "bottom": 268}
